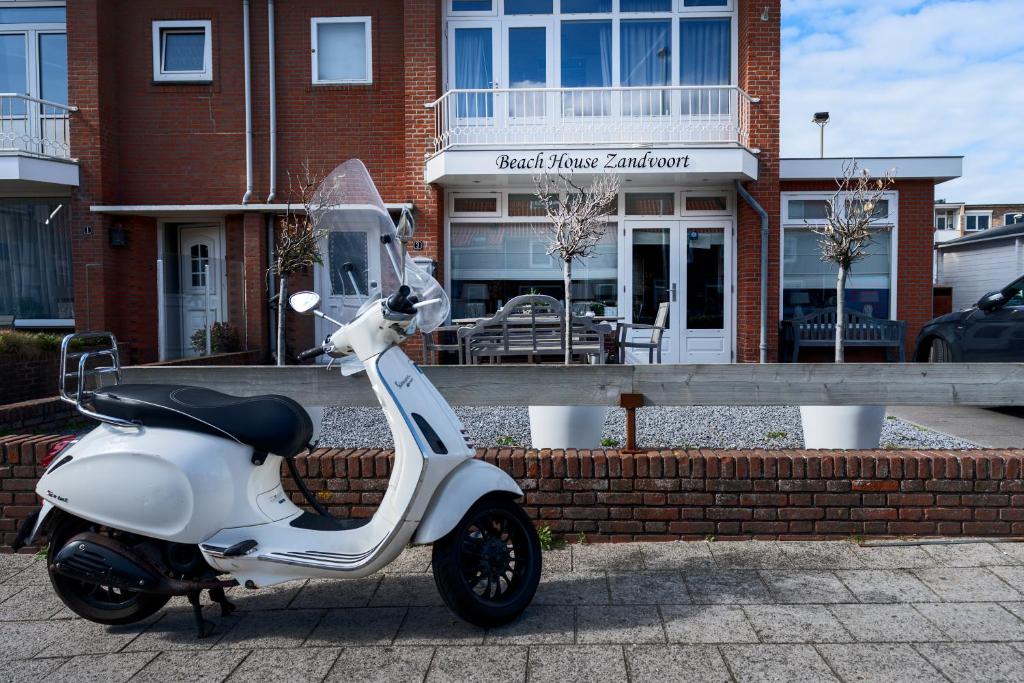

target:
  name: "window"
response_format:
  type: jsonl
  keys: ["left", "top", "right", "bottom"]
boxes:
{"left": 508, "top": 193, "right": 548, "bottom": 216}
{"left": 683, "top": 0, "right": 729, "bottom": 6}
{"left": 625, "top": 192, "right": 674, "bottom": 215}
{"left": 328, "top": 232, "right": 369, "bottom": 295}
{"left": 451, "top": 194, "right": 500, "bottom": 216}
{"left": 152, "top": 20, "right": 212, "bottom": 83}
{"left": 189, "top": 244, "right": 209, "bottom": 288}
{"left": 1002, "top": 276, "right": 1024, "bottom": 308}
{"left": 684, "top": 194, "right": 729, "bottom": 213}
{"left": 965, "top": 212, "right": 991, "bottom": 231}
{"left": 679, "top": 18, "right": 730, "bottom": 86}
{"left": 0, "top": 10, "right": 66, "bottom": 119}
{"left": 0, "top": 199, "right": 72, "bottom": 321}
{"left": 560, "top": 20, "right": 612, "bottom": 115}
{"left": 786, "top": 199, "right": 828, "bottom": 221}
{"left": 621, "top": 0, "right": 672, "bottom": 10}
{"left": 505, "top": 0, "right": 552, "bottom": 14}
{"left": 451, "top": 0, "right": 493, "bottom": 11}
{"left": 934, "top": 213, "right": 947, "bottom": 231}
{"left": 561, "top": 0, "right": 612, "bottom": 12}
{"left": 1004, "top": 212, "right": 1024, "bottom": 226}
{"left": 311, "top": 17, "right": 372, "bottom": 84}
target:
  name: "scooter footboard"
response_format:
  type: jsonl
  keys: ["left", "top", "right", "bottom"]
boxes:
{"left": 411, "top": 459, "right": 522, "bottom": 545}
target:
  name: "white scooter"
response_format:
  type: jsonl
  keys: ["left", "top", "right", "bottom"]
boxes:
{"left": 13, "top": 160, "right": 541, "bottom": 636}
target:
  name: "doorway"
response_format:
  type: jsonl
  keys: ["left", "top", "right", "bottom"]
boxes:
{"left": 159, "top": 223, "right": 226, "bottom": 359}
{"left": 623, "top": 219, "right": 733, "bottom": 363}
{"left": 312, "top": 222, "right": 382, "bottom": 359}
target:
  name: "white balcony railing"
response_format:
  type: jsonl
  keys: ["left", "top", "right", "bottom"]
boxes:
{"left": 426, "top": 85, "right": 757, "bottom": 155}
{"left": 0, "top": 93, "right": 76, "bottom": 160}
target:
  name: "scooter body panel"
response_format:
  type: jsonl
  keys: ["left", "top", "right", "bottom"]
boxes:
{"left": 412, "top": 459, "right": 523, "bottom": 545}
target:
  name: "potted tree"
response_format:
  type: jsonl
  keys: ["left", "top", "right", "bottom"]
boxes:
{"left": 800, "top": 161, "right": 895, "bottom": 448}
{"left": 528, "top": 171, "right": 619, "bottom": 449}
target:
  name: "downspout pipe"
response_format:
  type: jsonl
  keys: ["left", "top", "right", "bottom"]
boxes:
{"left": 241, "top": 0, "right": 254, "bottom": 204}
{"left": 265, "top": 0, "right": 277, "bottom": 203}
{"left": 735, "top": 179, "right": 770, "bottom": 364}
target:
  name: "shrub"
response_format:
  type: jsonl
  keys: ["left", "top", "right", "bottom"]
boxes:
{"left": 189, "top": 322, "right": 242, "bottom": 355}
{"left": 0, "top": 330, "right": 66, "bottom": 356}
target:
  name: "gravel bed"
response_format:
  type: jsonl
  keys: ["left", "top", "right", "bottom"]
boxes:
{"left": 319, "top": 405, "right": 978, "bottom": 450}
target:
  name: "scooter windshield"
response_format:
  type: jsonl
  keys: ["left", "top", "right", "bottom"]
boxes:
{"left": 312, "top": 160, "right": 449, "bottom": 333}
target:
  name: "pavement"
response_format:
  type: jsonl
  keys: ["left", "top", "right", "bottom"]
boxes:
{"left": 888, "top": 405, "right": 1024, "bottom": 448}
{"left": 4, "top": 540, "right": 1024, "bottom": 682}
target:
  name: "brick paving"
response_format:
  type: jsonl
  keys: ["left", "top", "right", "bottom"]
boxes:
{"left": 2, "top": 540, "right": 1024, "bottom": 682}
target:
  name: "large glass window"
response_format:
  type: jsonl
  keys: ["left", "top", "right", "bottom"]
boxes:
{"left": 453, "top": 26, "right": 494, "bottom": 117}
{"left": 508, "top": 26, "right": 547, "bottom": 117}
{"left": 620, "top": 19, "right": 671, "bottom": 116}
{"left": 679, "top": 18, "right": 730, "bottom": 86}
{"left": 505, "top": 0, "right": 552, "bottom": 14}
{"left": 560, "top": 21, "right": 612, "bottom": 116}
{"left": 0, "top": 199, "right": 73, "bottom": 320}
{"left": 686, "top": 228, "right": 724, "bottom": 329}
{"left": 965, "top": 212, "right": 991, "bottom": 231}
{"left": 39, "top": 33, "right": 67, "bottom": 104}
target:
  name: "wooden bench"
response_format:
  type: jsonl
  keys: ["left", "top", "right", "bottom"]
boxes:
{"left": 781, "top": 307, "right": 906, "bottom": 362}
{"left": 459, "top": 294, "right": 612, "bottom": 365}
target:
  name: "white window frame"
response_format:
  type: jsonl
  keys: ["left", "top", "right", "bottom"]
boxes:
{"left": 679, "top": 0, "right": 733, "bottom": 12}
{"left": 779, "top": 191, "right": 899, "bottom": 321}
{"left": 449, "top": 191, "right": 502, "bottom": 217}
{"left": 450, "top": 0, "right": 498, "bottom": 16}
{"left": 311, "top": 16, "right": 372, "bottom": 85}
{"left": 681, "top": 189, "right": 732, "bottom": 216}
{"left": 965, "top": 210, "right": 992, "bottom": 232}
{"left": 152, "top": 19, "right": 213, "bottom": 83}
{"left": 1003, "top": 211, "right": 1024, "bottom": 226}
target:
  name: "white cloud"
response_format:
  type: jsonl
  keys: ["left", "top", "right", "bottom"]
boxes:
{"left": 782, "top": 0, "right": 1024, "bottom": 201}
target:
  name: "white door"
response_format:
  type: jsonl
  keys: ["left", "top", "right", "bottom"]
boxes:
{"left": 503, "top": 19, "right": 553, "bottom": 127}
{"left": 447, "top": 21, "right": 499, "bottom": 135}
{"left": 623, "top": 219, "right": 733, "bottom": 363}
{"left": 178, "top": 226, "right": 225, "bottom": 357}
{"left": 313, "top": 227, "right": 382, "bottom": 359}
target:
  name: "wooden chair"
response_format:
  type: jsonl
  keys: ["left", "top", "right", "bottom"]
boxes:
{"left": 421, "top": 325, "right": 463, "bottom": 364}
{"left": 617, "top": 301, "right": 669, "bottom": 364}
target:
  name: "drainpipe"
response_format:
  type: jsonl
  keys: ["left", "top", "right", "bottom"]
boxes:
{"left": 241, "top": 0, "right": 254, "bottom": 204}
{"left": 265, "top": 0, "right": 277, "bottom": 203}
{"left": 735, "top": 179, "right": 770, "bottom": 364}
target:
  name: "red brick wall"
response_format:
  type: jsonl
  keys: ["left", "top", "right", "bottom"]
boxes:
{"left": 4, "top": 440, "right": 1022, "bottom": 551}
{"left": 0, "top": 355, "right": 61, "bottom": 405}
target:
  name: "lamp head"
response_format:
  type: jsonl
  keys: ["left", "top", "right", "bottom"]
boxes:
{"left": 813, "top": 112, "right": 830, "bottom": 125}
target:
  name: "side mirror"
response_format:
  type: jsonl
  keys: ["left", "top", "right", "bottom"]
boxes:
{"left": 289, "top": 291, "right": 321, "bottom": 314}
{"left": 977, "top": 290, "right": 1007, "bottom": 312}
{"left": 396, "top": 208, "right": 416, "bottom": 243}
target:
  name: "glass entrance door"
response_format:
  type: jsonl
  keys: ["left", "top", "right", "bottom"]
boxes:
{"left": 682, "top": 219, "right": 731, "bottom": 363}
{"left": 625, "top": 222, "right": 677, "bottom": 363}
{"left": 448, "top": 22, "right": 499, "bottom": 121}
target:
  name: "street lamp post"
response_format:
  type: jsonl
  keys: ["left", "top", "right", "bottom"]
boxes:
{"left": 813, "top": 112, "right": 830, "bottom": 158}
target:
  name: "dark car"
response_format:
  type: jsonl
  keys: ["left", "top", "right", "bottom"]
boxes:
{"left": 914, "top": 274, "right": 1024, "bottom": 362}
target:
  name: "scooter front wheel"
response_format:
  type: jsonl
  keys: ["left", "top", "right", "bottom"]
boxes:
{"left": 431, "top": 494, "right": 541, "bottom": 628}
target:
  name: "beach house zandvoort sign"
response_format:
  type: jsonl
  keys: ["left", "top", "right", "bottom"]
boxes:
{"left": 496, "top": 150, "right": 692, "bottom": 171}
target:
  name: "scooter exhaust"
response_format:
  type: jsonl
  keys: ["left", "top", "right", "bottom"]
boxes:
{"left": 50, "top": 532, "right": 235, "bottom": 596}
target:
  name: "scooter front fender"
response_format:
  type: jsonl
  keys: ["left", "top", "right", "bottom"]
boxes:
{"left": 412, "top": 459, "right": 522, "bottom": 545}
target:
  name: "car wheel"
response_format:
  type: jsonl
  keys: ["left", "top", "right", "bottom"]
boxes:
{"left": 927, "top": 338, "right": 953, "bottom": 362}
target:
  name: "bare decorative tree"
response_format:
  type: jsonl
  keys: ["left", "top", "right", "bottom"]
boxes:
{"left": 271, "top": 162, "right": 337, "bottom": 366}
{"left": 812, "top": 160, "right": 895, "bottom": 362}
{"left": 534, "top": 171, "right": 620, "bottom": 364}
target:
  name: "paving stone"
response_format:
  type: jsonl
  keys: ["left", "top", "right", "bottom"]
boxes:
{"left": 624, "top": 644, "right": 732, "bottom": 683}
{"left": 0, "top": 584, "right": 24, "bottom": 607}
{"left": 0, "top": 621, "right": 59, "bottom": 660}
{"left": 426, "top": 645, "right": 528, "bottom": 683}
{"left": 1001, "top": 602, "right": 1024, "bottom": 621}
{"left": 46, "top": 652, "right": 158, "bottom": 683}
{"left": 35, "top": 618, "right": 155, "bottom": 658}
{"left": 228, "top": 647, "right": 341, "bottom": 682}
{"left": 4, "top": 560, "right": 51, "bottom": 585}
{"left": 290, "top": 576, "right": 381, "bottom": 609}
{"left": 660, "top": 605, "right": 758, "bottom": 644}
{"left": 915, "top": 603, "right": 1024, "bottom": 642}
{"left": 0, "top": 656, "right": 67, "bottom": 682}
{"left": 835, "top": 569, "right": 942, "bottom": 603}
{"left": 125, "top": 609, "right": 239, "bottom": 651}
{"left": 0, "top": 584, "right": 74, "bottom": 621}
{"left": 133, "top": 649, "right": 250, "bottom": 682}
{"left": 0, "top": 554, "right": 35, "bottom": 583}
{"left": 851, "top": 544, "right": 938, "bottom": 569}
{"left": 921, "top": 542, "right": 1020, "bottom": 567}
{"left": 214, "top": 609, "right": 323, "bottom": 649}
{"left": 719, "top": 644, "right": 839, "bottom": 682}
{"left": 778, "top": 541, "right": 866, "bottom": 570}
{"left": 913, "top": 568, "right": 1022, "bottom": 602}
{"left": 533, "top": 571, "right": 609, "bottom": 605}
{"left": 993, "top": 542, "right": 1024, "bottom": 565}
{"left": 638, "top": 541, "right": 715, "bottom": 571}
{"left": 394, "top": 606, "right": 485, "bottom": 645}
{"left": 607, "top": 571, "right": 689, "bottom": 605}
{"left": 323, "top": 646, "right": 434, "bottom": 683}
{"left": 743, "top": 605, "right": 852, "bottom": 643}
{"left": 527, "top": 644, "right": 627, "bottom": 683}
{"left": 572, "top": 543, "right": 644, "bottom": 571}
{"left": 760, "top": 570, "right": 855, "bottom": 604}
{"left": 221, "top": 581, "right": 306, "bottom": 611}
{"left": 915, "top": 642, "right": 1024, "bottom": 683}
{"left": 815, "top": 643, "right": 946, "bottom": 682}
{"left": 684, "top": 570, "right": 771, "bottom": 605}
{"left": 541, "top": 548, "right": 572, "bottom": 573}
{"left": 304, "top": 607, "right": 406, "bottom": 647}
{"left": 484, "top": 606, "right": 575, "bottom": 645}
{"left": 383, "top": 546, "right": 433, "bottom": 573}
{"left": 576, "top": 605, "right": 665, "bottom": 644}
{"left": 370, "top": 574, "right": 444, "bottom": 607}
{"left": 709, "top": 541, "right": 793, "bottom": 570}
{"left": 829, "top": 604, "right": 948, "bottom": 643}
{"left": 989, "top": 565, "right": 1024, "bottom": 589}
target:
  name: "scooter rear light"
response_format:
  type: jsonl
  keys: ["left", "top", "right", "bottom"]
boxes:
{"left": 42, "top": 436, "right": 77, "bottom": 468}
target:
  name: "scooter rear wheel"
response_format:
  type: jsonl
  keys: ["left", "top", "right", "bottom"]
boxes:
{"left": 432, "top": 494, "right": 541, "bottom": 627}
{"left": 47, "top": 514, "right": 171, "bottom": 626}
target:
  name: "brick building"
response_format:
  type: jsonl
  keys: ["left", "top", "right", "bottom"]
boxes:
{"left": 3, "top": 0, "right": 961, "bottom": 364}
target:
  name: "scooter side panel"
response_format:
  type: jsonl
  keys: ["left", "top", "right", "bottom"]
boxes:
{"left": 411, "top": 459, "right": 523, "bottom": 545}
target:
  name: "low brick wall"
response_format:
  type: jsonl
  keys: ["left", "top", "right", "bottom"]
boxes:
{"left": 3, "top": 436, "right": 1022, "bottom": 551}
{"left": 0, "top": 352, "right": 61, "bottom": 405}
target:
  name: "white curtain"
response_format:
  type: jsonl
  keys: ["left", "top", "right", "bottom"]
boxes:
{"left": 0, "top": 200, "right": 73, "bottom": 319}
{"left": 561, "top": 21, "right": 612, "bottom": 116}
{"left": 680, "top": 18, "right": 730, "bottom": 85}
{"left": 621, "top": 20, "right": 671, "bottom": 115}
{"left": 455, "top": 27, "right": 493, "bottom": 117}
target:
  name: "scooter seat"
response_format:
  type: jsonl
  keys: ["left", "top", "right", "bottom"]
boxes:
{"left": 92, "top": 384, "right": 313, "bottom": 459}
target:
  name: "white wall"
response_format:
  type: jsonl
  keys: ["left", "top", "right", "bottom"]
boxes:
{"left": 937, "top": 238, "right": 1023, "bottom": 311}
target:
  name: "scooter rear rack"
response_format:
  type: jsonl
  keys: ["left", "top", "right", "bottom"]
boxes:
{"left": 58, "top": 331, "right": 138, "bottom": 428}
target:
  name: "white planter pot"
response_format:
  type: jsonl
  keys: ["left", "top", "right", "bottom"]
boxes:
{"left": 528, "top": 405, "right": 608, "bottom": 450}
{"left": 799, "top": 405, "right": 886, "bottom": 449}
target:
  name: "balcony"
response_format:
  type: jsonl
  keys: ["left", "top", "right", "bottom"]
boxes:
{"left": 0, "top": 93, "right": 78, "bottom": 189}
{"left": 427, "top": 85, "right": 757, "bottom": 155}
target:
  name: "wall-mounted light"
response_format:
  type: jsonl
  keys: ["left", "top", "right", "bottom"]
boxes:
{"left": 761, "top": 7, "right": 769, "bottom": 21}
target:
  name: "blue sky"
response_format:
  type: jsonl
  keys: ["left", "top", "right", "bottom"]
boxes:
{"left": 781, "top": 0, "right": 1024, "bottom": 202}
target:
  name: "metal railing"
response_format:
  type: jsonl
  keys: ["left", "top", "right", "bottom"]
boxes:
{"left": 426, "top": 85, "right": 758, "bottom": 155}
{"left": 0, "top": 93, "right": 77, "bottom": 160}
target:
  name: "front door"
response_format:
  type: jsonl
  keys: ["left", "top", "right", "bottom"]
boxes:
{"left": 313, "top": 226, "right": 382, "bottom": 360}
{"left": 623, "top": 219, "right": 733, "bottom": 363}
{"left": 178, "top": 225, "right": 224, "bottom": 357}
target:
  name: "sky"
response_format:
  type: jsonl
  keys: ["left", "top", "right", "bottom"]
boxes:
{"left": 781, "top": 0, "right": 1024, "bottom": 202}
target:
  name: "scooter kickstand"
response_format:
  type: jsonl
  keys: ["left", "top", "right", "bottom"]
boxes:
{"left": 186, "top": 590, "right": 215, "bottom": 638}
{"left": 209, "top": 587, "right": 237, "bottom": 617}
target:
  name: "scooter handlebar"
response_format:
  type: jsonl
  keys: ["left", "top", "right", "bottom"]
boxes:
{"left": 297, "top": 345, "right": 328, "bottom": 361}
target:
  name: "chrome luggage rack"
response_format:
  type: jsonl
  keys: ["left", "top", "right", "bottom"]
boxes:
{"left": 59, "top": 331, "right": 140, "bottom": 428}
